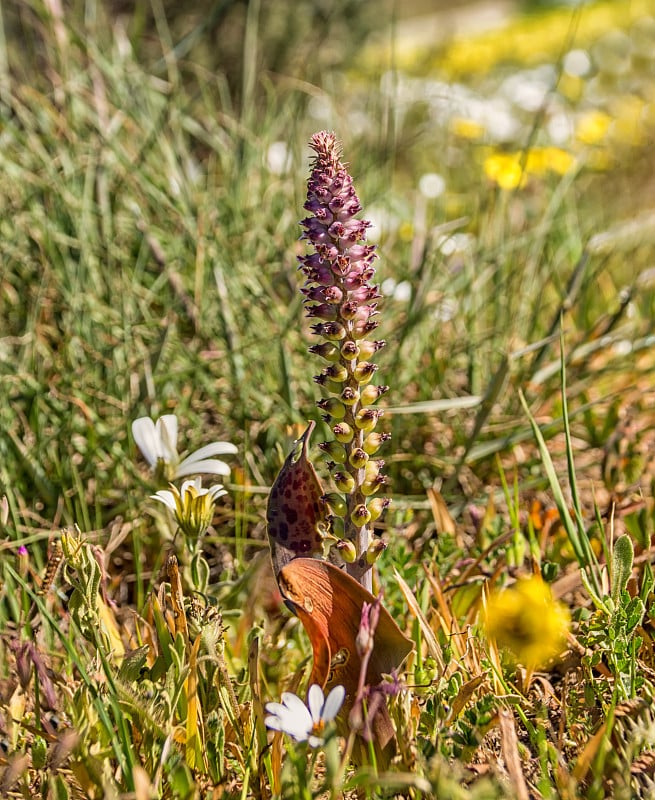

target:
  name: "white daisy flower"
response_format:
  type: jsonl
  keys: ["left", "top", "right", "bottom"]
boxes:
{"left": 151, "top": 477, "right": 227, "bottom": 540}
{"left": 265, "top": 684, "right": 345, "bottom": 747}
{"left": 132, "top": 415, "right": 237, "bottom": 481}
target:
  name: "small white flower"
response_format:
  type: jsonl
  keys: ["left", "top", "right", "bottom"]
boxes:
{"left": 151, "top": 477, "right": 227, "bottom": 540}
{"left": 132, "top": 415, "right": 237, "bottom": 481}
{"left": 265, "top": 684, "right": 345, "bottom": 747}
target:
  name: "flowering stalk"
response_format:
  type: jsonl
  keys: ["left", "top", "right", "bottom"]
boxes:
{"left": 300, "top": 132, "right": 390, "bottom": 591}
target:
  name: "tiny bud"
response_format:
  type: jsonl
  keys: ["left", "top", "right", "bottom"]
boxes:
{"left": 362, "top": 474, "right": 387, "bottom": 496}
{"left": 340, "top": 386, "right": 360, "bottom": 406}
{"left": 363, "top": 431, "right": 391, "bottom": 455}
{"left": 309, "top": 342, "right": 340, "bottom": 362}
{"left": 333, "top": 471, "right": 356, "bottom": 493}
{"left": 358, "top": 340, "right": 386, "bottom": 359}
{"left": 334, "top": 539, "right": 357, "bottom": 563}
{"left": 366, "top": 539, "right": 387, "bottom": 564}
{"left": 340, "top": 341, "right": 359, "bottom": 361}
{"left": 306, "top": 303, "right": 336, "bottom": 320}
{"left": 351, "top": 504, "right": 372, "bottom": 527}
{"left": 323, "top": 363, "right": 348, "bottom": 382}
{"left": 324, "top": 286, "right": 343, "bottom": 304}
{"left": 318, "top": 441, "right": 346, "bottom": 463}
{"left": 364, "top": 459, "right": 383, "bottom": 480}
{"left": 353, "top": 362, "right": 378, "bottom": 384}
{"left": 352, "top": 319, "right": 379, "bottom": 339}
{"left": 333, "top": 422, "right": 354, "bottom": 443}
{"left": 349, "top": 448, "right": 369, "bottom": 469}
{"left": 316, "top": 398, "right": 346, "bottom": 419}
{"left": 367, "top": 497, "right": 391, "bottom": 521}
{"left": 360, "top": 384, "right": 388, "bottom": 405}
{"left": 323, "top": 493, "right": 347, "bottom": 516}
{"left": 355, "top": 408, "right": 381, "bottom": 432}
{"left": 312, "top": 322, "right": 346, "bottom": 341}
{"left": 340, "top": 300, "right": 359, "bottom": 320}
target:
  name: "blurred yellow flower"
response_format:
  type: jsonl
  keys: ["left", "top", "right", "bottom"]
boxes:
{"left": 483, "top": 153, "right": 525, "bottom": 190}
{"left": 542, "top": 147, "right": 576, "bottom": 176}
{"left": 575, "top": 110, "right": 612, "bottom": 145}
{"left": 450, "top": 117, "right": 485, "bottom": 140}
{"left": 483, "top": 576, "right": 570, "bottom": 668}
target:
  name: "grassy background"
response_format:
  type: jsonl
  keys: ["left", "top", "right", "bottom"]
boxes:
{"left": 1, "top": 0, "right": 655, "bottom": 796}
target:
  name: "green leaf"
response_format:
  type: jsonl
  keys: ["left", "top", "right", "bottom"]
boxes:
{"left": 611, "top": 534, "right": 634, "bottom": 605}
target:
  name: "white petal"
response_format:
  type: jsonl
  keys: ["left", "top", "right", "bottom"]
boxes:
{"left": 156, "top": 415, "right": 179, "bottom": 462}
{"left": 307, "top": 684, "right": 325, "bottom": 724}
{"left": 307, "top": 734, "right": 324, "bottom": 748}
{"left": 175, "top": 459, "right": 231, "bottom": 478}
{"left": 132, "top": 418, "right": 159, "bottom": 466}
{"left": 184, "top": 442, "right": 238, "bottom": 462}
{"left": 179, "top": 477, "right": 202, "bottom": 495}
{"left": 151, "top": 491, "right": 176, "bottom": 511}
{"left": 322, "top": 685, "right": 346, "bottom": 723}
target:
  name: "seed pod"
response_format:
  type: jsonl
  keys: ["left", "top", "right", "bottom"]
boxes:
{"left": 363, "top": 431, "right": 390, "bottom": 455}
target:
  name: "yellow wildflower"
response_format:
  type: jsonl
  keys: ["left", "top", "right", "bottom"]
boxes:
{"left": 450, "top": 117, "right": 485, "bottom": 140}
{"left": 543, "top": 147, "right": 576, "bottom": 176}
{"left": 575, "top": 110, "right": 612, "bottom": 145}
{"left": 483, "top": 576, "right": 570, "bottom": 668}
{"left": 483, "top": 152, "right": 525, "bottom": 190}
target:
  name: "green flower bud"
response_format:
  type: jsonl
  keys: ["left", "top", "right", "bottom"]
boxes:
{"left": 353, "top": 362, "right": 378, "bottom": 384}
{"left": 309, "top": 342, "right": 340, "bottom": 362}
{"left": 358, "top": 340, "right": 386, "bottom": 359}
{"left": 340, "top": 341, "right": 359, "bottom": 361}
{"left": 362, "top": 475, "right": 386, "bottom": 496}
{"left": 349, "top": 448, "right": 369, "bottom": 469}
{"left": 320, "top": 322, "right": 347, "bottom": 341}
{"left": 333, "top": 422, "right": 354, "bottom": 443}
{"left": 334, "top": 539, "right": 357, "bottom": 563}
{"left": 367, "top": 497, "right": 391, "bottom": 521}
{"left": 351, "top": 504, "right": 371, "bottom": 527}
{"left": 333, "top": 471, "right": 356, "bottom": 493}
{"left": 323, "top": 492, "right": 347, "bottom": 516}
{"left": 318, "top": 441, "right": 346, "bottom": 463}
{"left": 363, "top": 431, "right": 390, "bottom": 455}
{"left": 324, "top": 363, "right": 348, "bottom": 382}
{"left": 360, "top": 384, "right": 388, "bottom": 405}
{"left": 366, "top": 539, "right": 387, "bottom": 564}
{"left": 317, "top": 398, "right": 346, "bottom": 419}
{"left": 340, "top": 387, "right": 360, "bottom": 406}
{"left": 355, "top": 408, "right": 381, "bottom": 431}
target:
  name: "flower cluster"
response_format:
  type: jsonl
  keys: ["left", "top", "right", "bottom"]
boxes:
{"left": 300, "top": 132, "right": 390, "bottom": 582}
